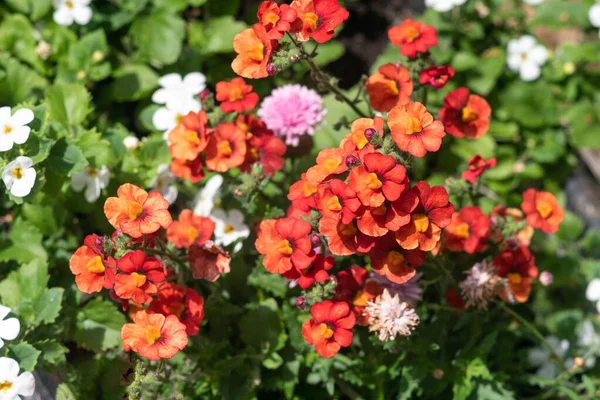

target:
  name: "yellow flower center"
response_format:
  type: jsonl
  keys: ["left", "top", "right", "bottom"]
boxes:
{"left": 130, "top": 272, "right": 147, "bottom": 288}
{"left": 305, "top": 12, "right": 319, "bottom": 31}
{"left": 224, "top": 224, "right": 236, "bottom": 234}
{"left": 218, "top": 141, "right": 233, "bottom": 157}
{"left": 406, "top": 117, "right": 423, "bottom": 135}
{"left": 366, "top": 172, "right": 383, "bottom": 190}
{"left": 319, "top": 323, "right": 334, "bottom": 339}
{"left": 86, "top": 255, "right": 105, "bottom": 274}
{"left": 461, "top": 107, "right": 478, "bottom": 123}
{"left": 413, "top": 213, "right": 430, "bottom": 233}
{"left": 536, "top": 202, "right": 552, "bottom": 219}
{"left": 388, "top": 250, "right": 405, "bottom": 266}
{"left": 277, "top": 239, "right": 293, "bottom": 255}
{"left": 186, "top": 226, "right": 199, "bottom": 242}
{"left": 386, "top": 80, "right": 399, "bottom": 96}
{"left": 0, "top": 381, "right": 13, "bottom": 392}
{"left": 11, "top": 167, "right": 24, "bottom": 179}
{"left": 372, "top": 204, "right": 387, "bottom": 216}
{"left": 168, "top": 302, "right": 186, "bottom": 318}
{"left": 3, "top": 125, "right": 12, "bottom": 135}
{"left": 327, "top": 195, "right": 343, "bottom": 212}
{"left": 339, "top": 222, "right": 357, "bottom": 237}
{"left": 455, "top": 223, "right": 470, "bottom": 239}
{"left": 65, "top": 0, "right": 74, "bottom": 8}
{"left": 351, "top": 130, "right": 368, "bottom": 149}
{"left": 88, "top": 167, "right": 97, "bottom": 177}
{"left": 405, "top": 26, "right": 420, "bottom": 42}
{"left": 127, "top": 201, "right": 143, "bottom": 221}
{"left": 144, "top": 325, "right": 161, "bottom": 345}
{"left": 352, "top": 290, "right": 369, "bottom": 307}
{"left": 175, "top": 114, "right": 184, "bottom": 124}
{"left": 184, "top": 130, "right": 200, "bottom": 145}
{"left": 248, "top": 44, "right": 265, "bottom": 62}
{"left": 507, "top": 272, "right": 522, "bottom": 285}
{"left": 303, "top": 181, "right": 317, "bottom": 197}
{"left": 264, "top": 12, "right": 280, "bottom": 26}
{"left": 323, "top": 158, "right": 340, "bottom": 173}
{"left": 521, "top": 52, "right": 528, "bottom": 61}
{"left": 229, "top": 87, "right": 244, "bottom": 102}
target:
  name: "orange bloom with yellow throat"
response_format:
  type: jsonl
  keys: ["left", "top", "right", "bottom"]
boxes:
{"left": 232, "top": 23, "right": 277, "bottom": 79}
{"left": 205, "top": 123, "right": 247, "bottom": 172}
{"left": 521, "top": 188, "right": 564, "bottom": 234}
{"left": 167, "top": 209, "right": 215, "bottom": 249}
{"left": 366, "top": 63, "right": 413, "bottom": 113}
{"left": 388, "top": 102, "right": 446, "bottom": 158}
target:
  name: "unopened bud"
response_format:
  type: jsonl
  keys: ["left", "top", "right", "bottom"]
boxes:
{"left": 233, "top": 188, "right": 242, "bottom": 197}
{"left": 296, "top": 296, "right": 305, "bottom": 309}
{"left": 123, "top": 136, "right": 140, "bottom": 152}
{"left": 364, "top": 128, "right": 376, "bottom": 141}
{"left": 266, "top": 63, "right": 278, "bottom": 76}
{"left": 433, "top": 369, "right": 444, "bottom": 379}
{"left": 539, "top": 271, "right": 553, "bottom": 287}
{"left": 310, "top": 234, "right": 321, "bottom": 248}
{"left": 574, "top": 357, "right": 585, "bottom": 368}
{"left": 345, "top": 154, "right": 360, "bottom": 168}
{"left": 290, "top": 54, "right": 300, "bottom": 62}
{"left": 199, "top": 89, "right": 212, "bottom": 101}
{"left": 92, "top": 50, "right": 104, "bottom": 62}
{"left": 505, "top": 238, "right": 518, "bottom": 248}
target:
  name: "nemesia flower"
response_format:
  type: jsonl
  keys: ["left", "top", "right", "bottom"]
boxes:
{"left": 369, "top": 234, "right": 425, "bottom": 284}
{"left": 459, "top": 260, "right": 504, "bottom": 310}
{"left": 462, "top": 155, "right": 496, "bottom": 183}
{"left": 528, "top": 337, "right": 569, "bottom": 378}
{"left": 288, "top": 172, "right": 318, "bottom": 214}
{"left": 290, "top": 0, "right": 349, "bottom": 43}
{"left": 71, "top": 166, "right": 110, "bottom": 203}
{"left": 388, "top": 102, "right": 446, "bottom": 158}
{"left": 340, "top": 117, "right": 384, "bottom": 155}
{"left": 148, "top": 283, "right": 205, "bottom": 336}
{"left": 121, "top": 310, "right": 188, "bottom": 361}
{"left": 365, "top": 64, "right": 413, "bottom": 113}
{"left": 104, "top": 183, "right": 173, "bottom": 238}
{"left": 193, "top": 175, "right": 223, "bottom": 217}
{"left": 205, "top": 123, "right": 247, "bottom": 172}
{"left": 440, "top": 88, "right": 491, "bottom": 139}
{"left": 586, "top": 279, "right": 600, "bottom": 313}
{"left": 444, "top": 207, "right": 491, "bottom": 254}
{"left": 334, "top": 266, "right": 382, "bottom": 325}
{"left": 152, "top": 72, "right": 206, "bottom": 110}
{"left": 232, "top": 23, "right": 277, "bottom": 79}
{"left": 69, "top": 234, "right": 116, "bottom": 294}
{"left": 188, "top": 241, "right": 231, "bottom": 282}
{"left": 301, "top": 300, "right": 356, "bottom": 358}
{"left": 0, "top": 357, "right": 35, "bottom": 400}
{"left": 368, "top": 271, "right": 423, "bottom": 305}
{"left": 521, "top": 188, "right": 564, "bottom": 234}
{"left": 306, "top": 147, "right": 346, "bottom": 186}
{"left": 255, "top": 218, "right": 315, "bottom": 274}
{"left": 114, "top": 250, "right": 166, "bottom": 304}
{"left": 170, "top": 158, "right": 204, "bottom": 184}
{"left": 319, "top": 216, "right": 375, "bottom": 256}
{"left": 216, "top": 78, "right": 259, "bottom": 113}
{"left": 244, "top": 129, "right": 287, "bottom": 175}
{"left": 167, "top": 209, "right": 215, "bottom": 249}
{"left": 490, "top": 205, "right": 534, "bottom": 248}
{"left": 53, "top": 0, "right": 92, "bottom": 26}
{"left": 0, "top": 107, "right": 34, "bottom": 152}
{"left": 210, "top": 209, "right": 250, "bottom": 252}
{"left": 507, "top": 35, "right": 547, "bottom": 81}
{"left": 168, "top": 111, "right": 209, "bottom": 161}
{"left": 318, "top": 179, "right": 362, "bottom": 224}
{"left": 285, "top": 254, "right": 334, "bottom": 289}
{"left": 419, "top": 65, "right": 455, "bottom": 88}
{"left": 149, "top": 164, "right": 178, "bottom": 205}
{"left": 2, "top": 157, "right": 36, "bottom": 198}
{"left": 494, "top": 246, "right": 538, "bottom": 303}
{"left": 365, "top": 289, "right": 420, "bottom": 341}
{"left": 424, "top": 0, "right": 467, "bottom": 12}
{"left": 257, "top": 84, "right": 327, "bottom": 146}
{"left": 388, "top": 19, "right": 438, "bottom": 58}
{"left": 0, "top": 306, "right": 20, "bottom": 350}
{"left": 258, "top": 1, "right": 298, "bottom": 40}
{"left": 153, "top": 98, "right": 201, "bottom": 139}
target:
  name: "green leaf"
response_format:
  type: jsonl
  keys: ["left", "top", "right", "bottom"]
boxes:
{"left": 247, "top": 266, "right": 288, "bottom": 298}
{"left": 9, "top": 342, "right": 41, "bottom": 371}
{"left": 557, "top": 211, "right": 584, "bottom": 241}
{"left": 531, "top": 0, "right": 588, "bottom": 28}
{"left": 55, "top": 384, "right": 77, "bottom": 400}
{"left": 500, "top": 81, "right": 558, "bottom": 129}
{"left": 137, "top": 133, "right": 171, "bottom": 166}
{"left": 130, "top": 10, "right": 185, "bottom": 66}
{"left": 47, "top": 137, "right": 88, "bottom": 176}
{"left": 4, "top": 0, "right": 53, "bottom": 20}
{"left": 108, "top": 64, "right": 159, "bottom": 102}
{"left": 0, "top": 56, "right": 47, "bottom": 104}
{"left": 75, "top": 298, "right": 127, "bottom": 352}
{"left": 466, "top": 48, "right": 506, "bottom": 95}
{"left": 77, "top": 130, "right": 114, "bottom": 168}
{"left": 34, "top": 288, "right": 64, "bottom": 325}
{"left": 45, "top": 83, "right": 92, "bottom": 128}
{"left": 450, "top": 135, "right": 496, "bottom": 161}
{"left": 239, "top": 299, "right": 282, "bottom": 352}
{"left": 188, "top": 16, "right": 246, "bottom": 55}
{"left": 564, "top": 100, "right": 600, "bottom": 148}
{"left": 452, "top": 52, "right": 479, "bottom": 72}
{"left": 36, "top": 340, "right": 69, "bottom": 366}
{"left": 0, "top": 220, "right": 47, "bottom": 264}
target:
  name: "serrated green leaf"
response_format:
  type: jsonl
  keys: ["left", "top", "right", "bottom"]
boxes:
{"left": 36, "top": 340, "right": 69, "bottom": 366}
{"left": 108, "top": 64, "right": 159, "bottom": 102}
{"left": 45, "top": 84, "right": 92, "bottom": 128}
{"left": 34, "top": 287, "right": 64, "bottom": 325}
{"left": 75, "top": 298, "right": 127, "bottom": 352}
{"left": 130, "top": 10, "right": 185, "bottom": 65}
{"left": 47, "top": 137, "right": 88, "bottom": 176}
{"left": 9, "top": 342, "right": 41, "bottom": 371}
{"left": 0, "top": 220, "right": 47, "bottom": 264}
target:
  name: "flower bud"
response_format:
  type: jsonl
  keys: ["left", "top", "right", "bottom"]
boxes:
{"left": 123, "top": 136, "right": 140, "bottom": 152}
{"left": 199, "top": 89, "right": 212, "bottom": 101}
{"left": 310, "top": 234, "right": 321, "bottom": 248}
{"left": 345, "top": 154, "right": 360, "bottom": 168}
{"left": 92, "top": 50, "right": 104, "bottom": 62}
{"left": 267, "top": 64, "right": 278, "bottom": 76}
{"left": 574, "top": 357, "right": 585, "bottom": 368}
{"left": 364, "top": 128, "right": 376, "bottom": 141}
{"left": 296, "top": 296, "right": 305, "bottom": 309}
{"left": 433, "top": 369, "right": 444, "bottom": 379}
{"left": 539, "top": 271, "right": 553, "bottom": 287}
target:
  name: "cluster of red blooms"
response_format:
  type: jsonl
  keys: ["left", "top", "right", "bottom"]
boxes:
{"left": 169, "top": 77, "right": 286, "bottom": 183}
{"left": 232, "top": 0, "right": 349, "bottom": 78}
{"left": 69, "top": 184, "right": 232, "bottom": 360}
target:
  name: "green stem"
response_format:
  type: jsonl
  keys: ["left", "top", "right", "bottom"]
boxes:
{"left": 421, "top": 86, "right": 429, "bottom": 107}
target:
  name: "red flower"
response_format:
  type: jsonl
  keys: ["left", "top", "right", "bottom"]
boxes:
{"left": 365, "top": 64, "right": 413, "bottom": 113}
{"left": 168, "top": 111, "right": 208, "bottom": 161}
{"left": 347, "top": 152, "right": 408, "bottom": 208}
{"left": 149, "top": 283, "right": 205, "bottom": 336}
{"left": 334, "top": 266, "right": 382, "bottom": 326}
{"left": 121, "top": 310, "right": 188, "bottom": 360}
{"left": 521, "top": 188, "right": 564, "bottom": 234}
{"left": 306, "top": 147, "right": 347, "bottom": 186}
{"left": 494, "top": 246, "right": 538, "bottom": 303}
{"left": 369, "top": 233, "right": 425, "bottom": 284}
{"left": 255, "top": 218, "right": 315, "bottom": 274}
{"left": 419, "top": 65, "right": 455, "bottom": 89}
{"left": 243, "top": 129, "right": 287, "bottom": 175}
{"left": 70, "top": 234, "right": 116, "bottom": 293}
{"left": 288, "top": 172, "right": 318, "bottom": 213}
{"left": 395, "top": 181, "right": 454, "bottom": 251}
{"left": 205, "top": 123, "right": 247, "bottom": 172}
{"left": 166, "top": 209, "right": 215, "bottom": 248}
{"left": 258, "top": 1, "right": 298, "bottom": 40}
{"left": 291, "top": 0, "right": 349, "bottom": 44}
{"left": 444, "top": 207, "right": 491, "bottom": 254}
{"left": 188, "top": 242, "right": 231, "bottom": 282}
{"left": 232, "top": 23, "right": 278, "bottom": 79}
{"left": 319, "top": 216, "right": 375, "bottom": 256}
{"left": 285, "top": 254, "right": 334, "bottom": 289}
{"left": 104, "top": 184, "right": 172, "bottom": 239}
{"left": 170, "top": 158, "right": 204, "bottom": 183}
{"left": 445, "top": 288, "right": 465, "bottom": 312}
{"left": 388, "top": 19, "right": 438, "bottom": 58}
{"left": 114, "top": 250, "right": 166, "bottom": 304}
{"left": 301, "top": 300, "right": 356, "bottom": 358}
{"left": 317, "top": 179, "right": 362, "bottom": 224}
{"left": 462, "top": 155, "right": 497, "bottom": 184}
{"left": 355, "top": 197, "right": 412, "bottom": 238}
{"left": 388, "top": 102, "right": 446, "bottom": 158}
{"left": 216, "top": 78, "right": 259, "bottom": 114}
{"left": 439, "top": 87, "right": 491, "bottom": 139}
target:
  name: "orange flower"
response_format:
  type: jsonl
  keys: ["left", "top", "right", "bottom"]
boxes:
{"left": 388, "top": 19, "right": 438, "bottom": 58}
{"left": 317, "top": 179, "right": 362, "bottom": 224}
{"left": 205, "top": 123, "right": 247, "bottom": 172}
{"left": 521, "top": 188, "right": 564, "bottom": 234}
{"left": 288, "top": 172, "right": 318, "bottom": 214}
{"left": 168, "top": 111, "right": 208, "bottom": 161}
{"left": 462, "top": 155, "right": 496, "bottom": 183}
{"left": 114, "top": 250, "right": 166, "bottom": 304}
{"left": 104, "top": 184, "right": 172, "bottom": 238}
{"left": 388, "top": 102, "right": 446, "bottom": 158}
{"left": 318, "top": 216, "right": 375, "bottom": 256}
{"left": 121, "top": 310, "right": 188, "bottom": 360}
{"left": 148, "top": 283, "right": 205, "bottom": 336}
{"left": 291, "top": 0, "right": 349, "bottom": 44}
{"left": 167, "top": 209, "right": 215, "bottom": 248}
{"left": 439, "top": 88, "right": 491, "bottom": 139}
{"left": 258, "top": 1, "right": 298, "bottom": 40}
{"left": 365, "top": 64, "right": 413, "bottom": 113}
{"left": 334, "top": 266, "right": 382, "bottom": 326}
{"left": 216, "top": 78, "right": 259, "bottom": 114}
{"left": 444, "top": 207, "right": 491, "bottom": 254}
{"left": 188, "top": 242, "right": 231, "bottom": 282}
{"left": 241, "top": 129, "right": 287, "bottom": 176}
{"left": 340, "top": 117, "right": 384, "bottom": 158}
{"left": 494, "top": 246, "right": 538, "bottom": 303}
{"left": 305, "top": 147, "right": 347, "bottom": 185}
{"left": 70, "top": 234, "right": 116, "bottom": 293}
{"left": 368, "top": 233, "right": 425, "bottom": 284}
{"left": 490, "top": 205, "right": 534, "bottom": 248}
{"left": 301, "top": 300, "right": 356, "bottom": 358}
{"left": 232, "top": 23, "right": 277, "bottom": 79}
{"left": 284, "top": 254, "right": 334, "bottom": 289}
{"left": 170, "top": 158, "right": 204, "bottom": 183}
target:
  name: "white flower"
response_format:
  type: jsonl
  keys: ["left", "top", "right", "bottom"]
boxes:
{"left": 123, "top": 136, "right": 140, "bottom": 152}
{"left": 0, "top": 107, "right": 34, "bottom": 152}
{"left": 0, "top": 357, "right": 35, "bottom": 400}
{"left": 193, "top": 175, "right": 223, "bottom": 217}
{"left": 528, "top": 336, "right": 570, "bottom": 378}
{"left": 586, "top": 279, "right": 600, "bottom": 313}
{"left": 152, "top": 73, "right": 206, "bottom": 110}
{"left": 523, "top": 0, "right": 543, "bottom": 5}
{"left": 71, "top": 166, "right": 110, "bottom": 203}
{"left": 424, "top": 0, "right": 467, "bottom": 12}
{"left": 507, "top": 35, "right": 548, "bottom": 81}
{"left": 0, "top": 306, "right": 20, "bottom": 350}
{"left": 152, "top": 98, "right": 201, "bottom": 140}
{"left": 53, "top": 0, "right": 92, "bottom": 26}
{"left": 589, "top": 4, "right": 600, "bottom": 30}
{"left": 459, "top": 260, "right": 504, "bottom": 310}
{"left": 365, "top": 289, "right": 420, "bottom": 342}
{"left": 149, "top": 164, "right": 178, "bottom": 205}
{"left": 2, "top": 157, "right": 36, "bottom": 198}
{"left": 211, "top": 209, "right": 250, "bottom": 252}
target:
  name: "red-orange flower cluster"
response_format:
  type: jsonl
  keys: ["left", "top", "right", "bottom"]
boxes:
{"left": 388, "top": 19, "right": 438, "bottom": 58}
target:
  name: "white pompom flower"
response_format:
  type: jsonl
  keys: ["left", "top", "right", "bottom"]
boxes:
{"left": 0, "top": 357, "right": 36, "bottom": 400}
{"left": 0, "top": 306, "right": 20, "bottom": 350}
{"left": 507, "top": 35, "right": 548, "bottom": 81}
{"left": 2, "top": 157, "right": 36, "bottom": 198}
{"left": 152, "top": 73, "right": 207, "bottom": 110}
{"left": 71, "top": 165, "right": 110, "bottom": 203}
{"left": 0, "top": 107, "right": 34, "bottom": 152}
{"left": 53, "top": 0, "right": 93, "bottom": 26}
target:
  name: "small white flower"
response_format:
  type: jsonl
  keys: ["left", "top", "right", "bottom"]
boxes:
{"left": 0, "top": 357, "right": 35, "bottom": 400}
{"left": 586, "top": 279, "right": 600, "bottom": 313}
{"left": 523, "top": 0, "right": 543, "bottom": 5}
{"left": 424, "top": 0, "right": 467, "bottom": 12}
{"left": 35, "top": 41, "right": 52, "bottom": 60}
{"left": 589, "top": 4, "right": 600, "bottom": 30}
{"left": 0, "top": 107, "right": 34, "bottom": 152}
{"left": 0, "top": 306, "right": 20, "bottom": 350}
{"left": 149, "top": 164, "right": 178, "bottom": 205}
{"left": 2, "top": 157, "right": 36, "bottom": 198}
{"left": 152, "top": 72, "right": 206, "bottom": 110}
{"left": 507, "top": 35, "right": 548, "bottom": 81}
{"left": 152, "top": 98, "right": 201, "bottom": 140}
{"left": 53, "top": 0, "right": 92, "bottom": 26}
{"left": 528, "top": 336, "right": 570, "bottom": 378}
{"left": 365, "top": 289, "right": 420, "bottom": 342}
{"left": 71, "top": 166, "right": 110, "bottom": 203}
{"left": 211, "top": 209, "right": 250, "bottom": 252}
{"left": 123, "top": 136, "right": 140, "bottom": 152}
{"left": 193, "top": 175, "right": 223, "bottom": 217}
